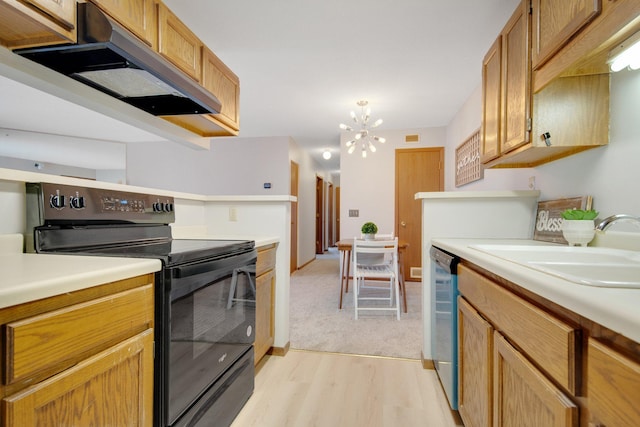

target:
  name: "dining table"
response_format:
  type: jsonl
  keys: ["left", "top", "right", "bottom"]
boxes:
{"left": 336, "top": 238, "right": 409, "bottom": 312}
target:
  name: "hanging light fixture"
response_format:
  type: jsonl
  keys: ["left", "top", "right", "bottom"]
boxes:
{"left": 339, "top": 100, "right": 385, "bottom": 158}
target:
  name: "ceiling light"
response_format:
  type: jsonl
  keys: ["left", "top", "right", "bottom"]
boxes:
{"left": 339, "top": 100, "right": 385, "bottom": 157}
{"left": 322, "top": 149, "right": 332, "bottom": 160}
{"left": 609, "top": 31, "right": 640, "bottom": 72}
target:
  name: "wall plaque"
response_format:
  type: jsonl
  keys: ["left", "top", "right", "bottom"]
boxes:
{"left": 455, "top": 129, "right": 483, "bottom": 187}
{"left": 533, "top": 196, "right": 593, "bottom": 244}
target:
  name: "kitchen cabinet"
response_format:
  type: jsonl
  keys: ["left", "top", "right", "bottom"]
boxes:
{"left": 480, "top": 0, "right": 532, "bottom": 164}
{"left": 254, "top": 243, "right": 277, "bottom": 365}
{"left": 157, "top": 1, "right": 201, "bottom": 82}
{"left": 531, "top": 0, "right": 601, "bottom": 70}
{"left": 162, "top": 46, "right": 241, "bottom": 137}
{"left": 533, "top": 0, "right": 640, "bottom": 92}
{"left": 0, "top": 274, "right": 155, "bottom": 427}
{"left": 458, "top": 264, "right": 579, "bottom": 427}
{"left": 481, "top": 0, "right": 611, "bottom": 168}
{"left": 0, "top": 0, "right": 76, "bottom": 49}
{"left": 587, "top": 338, "right": 640, "bottom": 427}
{"left": 89, "top": 0, "right": 157, "bottom": 48}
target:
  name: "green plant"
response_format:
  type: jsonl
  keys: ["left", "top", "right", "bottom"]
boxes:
{"left": 361, "top": 221, "right": 378, "bottom": 234}
{"left": 561, "top": 209, "right": 599, "bottom": 220}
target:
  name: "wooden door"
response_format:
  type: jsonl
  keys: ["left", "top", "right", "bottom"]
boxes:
{"left": 493, "top": 332, "right": 577, "bottom": 427}
{"left": 290, "top": 161, "right": 298, "bottom": 273}
{"left": 328, "top": 184, "right": 334, "bottom": 247}
{"left": 395, "top": 147, "right": 443, "bottom": 281}
{"left": 501, "top": 0, "right": 531, "bottom": 155}
{"left": 315, "top": 176, "right": 324, "bottom": 254}
{"left": 335, "top": 187, "right": 341, "bottom": 242}
{"left": 458, "top": 297, "right": 493, "bottom": 427}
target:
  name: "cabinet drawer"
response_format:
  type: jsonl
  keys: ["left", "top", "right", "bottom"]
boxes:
{"left": 587, "top": 338, "right": 640, "bottom": 427}
{"left": 458, "top": 264, "right": 578, "bottom": 393}
{"left": 5, "top": 284, "right": 153, "bottom": 385}
{"left": 256, "top": 244, "right": 276, "bottom": 277}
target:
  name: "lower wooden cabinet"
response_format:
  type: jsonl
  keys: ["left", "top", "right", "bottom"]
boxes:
{"left": 0, "top": 274, "right": 155, "bottom": 427}
{"left": 458, "top": 297, "right": 493, "bottom": 427}
{"left": 494, "top": 332, "right": 577, "bottom": 427}
{"left": 587, "top": 338, "right": 640, "bottom": 427}
{"left": 3, "top": 330, "right": 154, "bottom": 427}
{"left": 254, "top": 243, "right": 277, "bottom": 365}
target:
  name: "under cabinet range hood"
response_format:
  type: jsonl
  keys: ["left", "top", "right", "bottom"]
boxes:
{"left": 14, "top": 2, "right": 221, "bottom": 116}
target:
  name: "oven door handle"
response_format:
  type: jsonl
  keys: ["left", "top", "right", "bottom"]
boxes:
{"left": 172, "top": 250, "right": 256, "bottom": 279}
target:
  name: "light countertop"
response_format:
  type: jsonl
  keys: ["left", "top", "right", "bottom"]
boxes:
{"left": 0, "top": 253, "right": 161, "bottom": 309}
{"left": 432, "top": 238, "right": 640, "bottom": 344}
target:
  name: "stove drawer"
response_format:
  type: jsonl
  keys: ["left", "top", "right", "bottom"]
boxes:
{"left": 5, "top": 284, "right": 153, "bottom": 385}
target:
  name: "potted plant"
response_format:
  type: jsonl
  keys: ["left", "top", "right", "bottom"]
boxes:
{"left": 561, "top": 209, "right": 599, "bottom": 246}
{"left": 361, "top": 221, "right": 378, "bottom": 240}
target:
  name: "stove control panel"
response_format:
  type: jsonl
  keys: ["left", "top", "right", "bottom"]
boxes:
{"left": 27, "top": 182, "right": 176, "bottom": 225}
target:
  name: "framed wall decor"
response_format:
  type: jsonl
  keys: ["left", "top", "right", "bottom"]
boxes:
{"left": 455, "top": 128, "right": 483, "bottom": 187}
{"left": 533, "top": 196, "right": 593, "bottom": 244}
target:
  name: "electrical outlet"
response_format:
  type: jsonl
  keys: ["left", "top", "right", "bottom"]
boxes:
{"left": 229, "top": 206, "right": 237, "bottom": 222}
{"left": 529, "top": 176, "right": 536, "bottom": 189}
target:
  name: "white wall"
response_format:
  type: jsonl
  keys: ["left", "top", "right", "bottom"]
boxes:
{"left": 339, "top": 127, "right": 446, "bottom": 239}
{"left": 126, "top": 136, "right": 290, "bottom": 195}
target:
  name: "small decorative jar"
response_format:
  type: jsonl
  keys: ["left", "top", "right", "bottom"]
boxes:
{"left": 561, "top": 219, "right": 595, "bottom": 246}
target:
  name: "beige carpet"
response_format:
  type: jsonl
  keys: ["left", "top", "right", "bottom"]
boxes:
{"left": 290, "top": 248, "right": 423, "bottom": 359}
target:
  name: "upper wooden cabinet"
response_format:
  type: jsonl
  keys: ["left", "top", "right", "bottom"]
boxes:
{"left": 157, "top": 1, "right": 201, "bottom": 82}
{"left": 480, "top": 0, "right": 532, "bottom": 165}
{"left": 202, "top": 46, "right": 240, "bottom": 131}
{"left": 0, "top": 0, "right": 76, "bottom": 48}
{"left": 533, "top": 0, "right": 640, "bottom": 92}
{"left": 90, "top": 0, "right": 157, "bottom": 48}
{"left": 531, "top": 0, "right": 601, "bottom": 70}
{"left": 481, "top": 0, "right": 611, "bottom": 168}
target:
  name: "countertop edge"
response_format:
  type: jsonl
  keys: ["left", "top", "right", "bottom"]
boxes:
{"left": 431, "top": 238, "right": 640, "bottom": 344}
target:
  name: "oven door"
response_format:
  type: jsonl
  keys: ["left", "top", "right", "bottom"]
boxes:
{"left": 164, "top": 249, "right": 256, "bottom": 426}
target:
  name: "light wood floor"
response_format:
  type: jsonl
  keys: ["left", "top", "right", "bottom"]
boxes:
{"left": 231, "top": 350, "right": 463, "bottom": 427}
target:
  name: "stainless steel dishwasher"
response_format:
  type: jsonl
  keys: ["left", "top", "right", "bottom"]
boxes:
{"left": 430, "top": 246, "right": 460, "bottom": 410}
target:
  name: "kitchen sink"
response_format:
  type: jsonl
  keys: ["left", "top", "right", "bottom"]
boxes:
{"left": 469, "top": 244, "right": 640, "bottom": 288}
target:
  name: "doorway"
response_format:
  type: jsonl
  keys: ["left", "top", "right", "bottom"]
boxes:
{"left": 315, "top": 176, "right": 324, "bottom": 254}
{"left": 290, "top": 161, "right": 299, "bottom": 273}
{"left": 395, "top": 147, "right": 444, "bottom": 281}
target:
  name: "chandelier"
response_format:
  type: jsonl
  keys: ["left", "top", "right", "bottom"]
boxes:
{"left": 339, "top": 100, "right": 386, "bottom": 158}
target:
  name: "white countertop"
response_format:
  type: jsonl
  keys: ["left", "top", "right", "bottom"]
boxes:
{"left": 432, "top": 238, "right": 640, "bottom": 344}
{"left": 0, "top": 253, "right": 161, "bottom": 309}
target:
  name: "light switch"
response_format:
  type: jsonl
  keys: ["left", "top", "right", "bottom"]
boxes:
{"left": 229, "top": 206, "right": 237, "bottom": 222}
{"left": 349, "top": 209, "right": 359, "bottom": 217}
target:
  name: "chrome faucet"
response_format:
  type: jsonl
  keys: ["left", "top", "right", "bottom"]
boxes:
{"left": 596, "top": 214, "right": 640, "bottom": 232}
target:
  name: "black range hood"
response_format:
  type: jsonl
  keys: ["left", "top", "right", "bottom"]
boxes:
{"left": 15, "top": 2, "right": 221, "bottom": 116}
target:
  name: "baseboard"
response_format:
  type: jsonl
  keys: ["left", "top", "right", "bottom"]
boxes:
{"left": 298, "top": 257, "right": 315, "bottom": 270}
{"left": 421, "top": 351, "right": 434, "bottom": 369}
{"left": 267, "top": 341, "right": 290, "bottom": 358}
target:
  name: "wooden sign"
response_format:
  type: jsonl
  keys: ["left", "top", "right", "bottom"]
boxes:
{"left": 533, "top": 196, "right": 593, "bottom": 243}
{"left": 455, "top": 129, "right": 483, "bottom": 187}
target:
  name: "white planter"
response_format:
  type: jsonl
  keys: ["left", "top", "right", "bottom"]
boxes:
{"left": 363, "top": 233, "right": 376, "bottom": 240}
{"left": 562, "top": 220, "right": 595, "bottom": 246}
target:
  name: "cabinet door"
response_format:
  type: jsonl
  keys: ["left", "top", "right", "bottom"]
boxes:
{"left": 493, "top": 332, "right": 577, "bottom": 427}
{"left": 500, "top": 0, "right": 531, "bottom": 155}
{"left": 90, "top": 0, "right": 156, "bottom": 47}
{"left": 202, "top": 46, "right": 240, "bottom": 131}
{"left": 481, "top": 35, "right": 502, "bottom": 163}
{"left": 458, "top": 297, "right": 493, "bottom": 427}
{"left": 157, "top": 2, "right": 201, "bottom": 82}
{"left": 3, "top": 329, "right": 154, "bottom": 427}
{"left": 531, "top": 0, "right": 601, "bottom": 70}
{"left": 255, "top": 269, "right": 275, "bottom": 364}
{"left": 588, "top": 338, "right": 640, "bottom": 427}
{"left": 24, "top": 0, "right": 75, "bottom": 29}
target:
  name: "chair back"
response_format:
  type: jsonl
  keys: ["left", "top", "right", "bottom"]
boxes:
{"left": 353, "top": 237, "right": 398, "bottom": 267}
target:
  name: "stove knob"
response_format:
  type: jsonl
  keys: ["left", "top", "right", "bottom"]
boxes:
{"left": 70, "top": 194, "right": 85, "bottom": 209}
{"left": 153, "top": 202, "right": 164, "bottom": 212}
{"left": 164, "top": 203, "right": 174, "bottom": 212}
{"left": 49, "top": 192, "right": 66, "bottom": 209}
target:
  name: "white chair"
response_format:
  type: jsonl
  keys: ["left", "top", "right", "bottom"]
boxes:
{"left": 352, "top": 237, "right": 400, "bottom": 320}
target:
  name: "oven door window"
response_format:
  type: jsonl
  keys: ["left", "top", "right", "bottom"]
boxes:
{"left": 167, "top": 253, "right": 256, "bottom": 425}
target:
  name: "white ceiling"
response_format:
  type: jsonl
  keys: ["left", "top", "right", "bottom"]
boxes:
{"left": 0, "top": 0, "right": 520, "bottom": 174}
